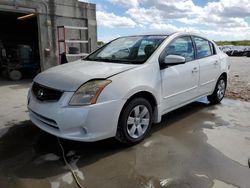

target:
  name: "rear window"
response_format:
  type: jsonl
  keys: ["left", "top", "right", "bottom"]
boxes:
{"left": 194, "top": 37, "right": 212, "bottom": 59}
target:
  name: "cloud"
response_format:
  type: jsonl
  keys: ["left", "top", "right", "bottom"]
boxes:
{"left": 109, "top": 0, "right": 139, "bottom": 7}
{"left": 126, "top": 7, "right": 162, "bottom": 24}
{"left": 149, "top": 22, "right": 250, "bottom": 41}
{"left": 95, "top": 0, "right": 250, "bottom": 41}
{"left": 78, "top": 0, "right": 89, "bottom": 2}
{"left": 205, "top": 0, "right": 250, "bottom": 18}
{"left": 201, "top": 16, "right": 249, "bottom": 28}
{"left": 126, "top": 0, "right": 249, "bottom": 28}
{"left": 126, "top": 0, "right": 203, "bottom": 25}
{"left": 98, "top": 34, "right": 121, "bottom": 43}
{"left": 202, "top": 0, "right": 250, "bottom": 27}
{"left": 96, "top": 11, "right": 136, "bottom": 28}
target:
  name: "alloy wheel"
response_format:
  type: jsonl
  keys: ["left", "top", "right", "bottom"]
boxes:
{"left": 217, "top": 79, "right": 226, "bottom": 100}
{"left": 126, "top": 105, "right": 150, "bottom": 139}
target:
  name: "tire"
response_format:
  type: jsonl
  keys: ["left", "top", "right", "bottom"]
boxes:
{"left": 9, "top": 70, "right": 22, "bottom": 81}
{"left": 115, "top": 98, "right": 153, "bottom": 145}
{"left": 208, "top": 75, "right": 226, "bottom": 104}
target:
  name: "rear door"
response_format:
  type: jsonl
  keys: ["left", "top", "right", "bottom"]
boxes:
{"left": 192, "top": 36, "right": 220, "bottom": 95}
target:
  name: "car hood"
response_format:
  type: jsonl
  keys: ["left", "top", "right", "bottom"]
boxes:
{"left": 34, "top": 60, "right": 137, "bottom": 91}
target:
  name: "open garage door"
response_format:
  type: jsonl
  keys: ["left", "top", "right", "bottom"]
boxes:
{"left": 0, "top": 11, "right": 40, "bottom": 81}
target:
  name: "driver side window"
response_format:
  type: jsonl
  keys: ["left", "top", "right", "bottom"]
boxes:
{"left": 161, "top": 36, "right": 195, "bottom": 62}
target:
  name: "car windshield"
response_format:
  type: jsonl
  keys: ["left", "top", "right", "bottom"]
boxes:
{"left": 85, "top": 35, "right": 168, "bottom": 64}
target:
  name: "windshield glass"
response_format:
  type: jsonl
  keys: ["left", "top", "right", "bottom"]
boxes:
{"left": 86, "top": 35, "right": 168, "bottom": 64}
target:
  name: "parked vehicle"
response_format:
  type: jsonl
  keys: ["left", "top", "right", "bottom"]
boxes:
{"left": 28, "top": 32, "right": 229, "bottom": 144}
{"left": 225, "top": 50, "right": 233, "bottom": 56}
{"left": 220, "top": 45, "right": 250, "bottom": 57}
{"left": 231, "top": 50, "right": 245, "bottom": 56}
{"left": 243, "top": 48, "right": 250, "bottom": 57}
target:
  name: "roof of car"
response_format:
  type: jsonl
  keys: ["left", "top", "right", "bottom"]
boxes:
{"left": 127, "top": 32, "right": 175, "bottom": 37}
{"left": 127, "top": 31, "right": 211, "bottom": 41}
{"left": 126, "top": 31, "right": 204, "bottom": 37}
{"left": 111, "top": 32, "right": 215, "bottom": 46}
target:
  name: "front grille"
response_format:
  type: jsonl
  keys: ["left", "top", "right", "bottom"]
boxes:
{"left": 32, "top": 82, "right": 63, "bottom": 102}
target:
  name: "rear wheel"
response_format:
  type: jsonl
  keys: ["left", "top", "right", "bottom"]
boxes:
{"left": 116, "top": 98, "right": 153, "bottom": 144}
{"left": 208, "top": 75, "right": 226, "bottom": 104}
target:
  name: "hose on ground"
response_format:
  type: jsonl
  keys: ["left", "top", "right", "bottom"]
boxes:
{"left": 57, "top": 137, "right": 84, "bottom": 188}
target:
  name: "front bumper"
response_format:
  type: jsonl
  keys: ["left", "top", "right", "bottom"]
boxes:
{"left": 28, "top": 90, "right": 125, "bottom": 142}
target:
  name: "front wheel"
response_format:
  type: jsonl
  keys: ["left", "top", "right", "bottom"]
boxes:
{"left": 208, "top": 75, "right": 226, "bottom": 104}
{"left": 116, "top": 98, "right": 153, "bottom": 144}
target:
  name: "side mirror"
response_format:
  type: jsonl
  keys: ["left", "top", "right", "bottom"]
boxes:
{"left": 163, "top": 55, "right": 186, "bottom": 65}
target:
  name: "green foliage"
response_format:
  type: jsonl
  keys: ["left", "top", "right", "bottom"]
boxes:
{"left": 97, "top": 41, "right": 105, "bottom": 46}
{"left": 215, "top": 40, "right": 250, "bottom": 46}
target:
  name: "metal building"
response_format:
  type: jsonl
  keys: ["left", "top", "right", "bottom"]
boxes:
{"left": 0, "top": 0, "right": 97, "bottom": 80}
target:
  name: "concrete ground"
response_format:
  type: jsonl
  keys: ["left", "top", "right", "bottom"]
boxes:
{"left": 0, "top": 57, "right": 250, "bottom": 188}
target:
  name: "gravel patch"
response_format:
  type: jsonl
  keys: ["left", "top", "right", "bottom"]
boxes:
{"left": 225, "top": 57, "right": 250, "bottom": 102}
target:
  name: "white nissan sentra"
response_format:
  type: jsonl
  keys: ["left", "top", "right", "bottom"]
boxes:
{"left": 28, "top": 32, "right": 229, "bottom": 144}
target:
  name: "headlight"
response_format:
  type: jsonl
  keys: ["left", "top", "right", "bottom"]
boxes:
{"left": 69, "top": 80, "right": 111, "bottom": 106}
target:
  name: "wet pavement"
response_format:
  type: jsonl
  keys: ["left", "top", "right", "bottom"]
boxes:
{"left": 0, "top": 90, "right": 250, "bottom": 188}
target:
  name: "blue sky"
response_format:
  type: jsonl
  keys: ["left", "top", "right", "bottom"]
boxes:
{"left": 83, "top": 0, "right": 250, "bottom": 42}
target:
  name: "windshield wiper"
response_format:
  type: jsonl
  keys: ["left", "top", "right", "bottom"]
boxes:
{"left": 98, "top": 58, "right": 112, "bottom": 62}
{"left": 91, "top": 58, "right": 128, "bottom": 63}
{"left": 86, "top": 57, "right": 143, "bottom": 64}
{"left": 87, "top": 58, "right": 112, "bottom": 62}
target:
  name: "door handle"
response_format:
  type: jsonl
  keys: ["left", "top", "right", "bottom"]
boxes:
{"left": 192, "top": 67, "right": 198, "bottom": 73}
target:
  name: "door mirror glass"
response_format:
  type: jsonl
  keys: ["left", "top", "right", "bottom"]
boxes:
{"left": 163, "top": 55, "right": 186, "bottom": 65}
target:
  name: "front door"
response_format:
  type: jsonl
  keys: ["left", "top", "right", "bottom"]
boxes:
{"left": 160, "top": 36, "right": 199, "bottom": 113}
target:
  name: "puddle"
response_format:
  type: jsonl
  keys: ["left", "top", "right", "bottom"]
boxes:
{"left": 143, "top": 140, "right": 153, "bottom": 147}
{"left": 203, "top": 126, "right": 250, "bottom": 167}
{"left": 159, "top": 178, "right": 173, "bottom": 187}
{"left": 212, "top": 179, "right": 238, "bottom": 188}
{"left": 0, "top": 99, "right": 250, "bottom": 188}
{"left": 202, "top": 99, "right": 250, "bottom": 167}
{"left": 195, "top": 174, "right": 209, "bottom": 179}
{"left": 34, "top": 153, "right": 60, "bottom": 165}
{"left": 61, "top": 172, "right": 74, "bottom": 185}
{"left": 50, "top": 181, "right": 60, "bottom": 188}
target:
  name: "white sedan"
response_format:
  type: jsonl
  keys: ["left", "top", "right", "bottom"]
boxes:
{"left": 28, "top": 32, "right": 229, "bottom": 144}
